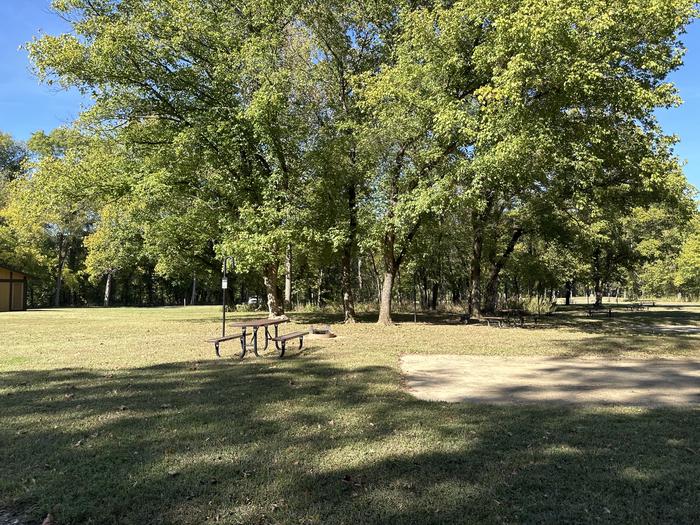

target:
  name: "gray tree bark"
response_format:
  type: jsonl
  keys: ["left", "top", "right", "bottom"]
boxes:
{"left": 284, "top": 244, "right": 292, "bottom": 311}
{"left": 53, "top": 233, "right": 66, "bottom": 307}
{"left": 104, "top": 272, "right": 113, "bottom": 307}
{"left": 377, "top": 270, "right": 396, "bottom": 325}
{"left": 264, "top": 264, "right": 284, "bottom": 317}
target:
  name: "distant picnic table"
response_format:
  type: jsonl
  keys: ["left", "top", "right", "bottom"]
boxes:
{"left": 207, "top": 316, "right": 306, "bottom": 358}
{"left": 627, "top": 301, "right": 655, "bottom": 311}
{"left": 588, "top": 307, "right": 613, "bottom": 318}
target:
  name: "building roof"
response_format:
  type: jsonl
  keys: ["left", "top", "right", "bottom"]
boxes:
{"left": 0, "top": 262, "right": 35, "bottom": 279}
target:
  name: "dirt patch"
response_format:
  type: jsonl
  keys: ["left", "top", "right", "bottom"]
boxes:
{"left": 401, "top": 354, "right": 700, "bottom": 406}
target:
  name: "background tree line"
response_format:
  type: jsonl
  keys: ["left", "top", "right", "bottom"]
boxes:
{"left": 1, "top": 0, "right": 698, "bottom": 323}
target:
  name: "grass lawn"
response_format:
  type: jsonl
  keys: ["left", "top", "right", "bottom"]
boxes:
{"left": 1, "top": 305, "right": 699, "bottom": 524}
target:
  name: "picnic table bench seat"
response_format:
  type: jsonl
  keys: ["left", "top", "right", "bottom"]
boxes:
{"left": 270, "top": 330, "right": 307, "bottom": 357}
{"left": 207, "top": 333, "right": 244, "bottom": 357}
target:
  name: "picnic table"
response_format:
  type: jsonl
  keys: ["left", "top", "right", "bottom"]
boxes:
{"left": 481, "top": 316, "right": 506, "bottom": 327}
{"left": 626, "top": 301, "right": 655, "bottom": 311}
{"left": 209, "top": 316, "right": 291, "bottom": 358}
{"left": 232, "top": 316, "right": 301, "bottom": 358}
{"left": 588, "top": 307, "right": 613, "bottom": 318}
{"left": 499, "top": 309, "right": 528, "bottom": 327}
{"left": 627, "top": 303, "right": 646, "bottom": 311}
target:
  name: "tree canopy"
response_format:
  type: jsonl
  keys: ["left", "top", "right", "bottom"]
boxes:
{"left": 1, "top": 0, "right": 696, "bottom": 318}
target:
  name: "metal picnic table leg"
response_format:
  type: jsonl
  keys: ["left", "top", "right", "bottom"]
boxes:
{"left": 252, "top": 327, "right": 260, "bottom": 357}
{"left": 239, "top": 327, "right": 247, "bottom": 359}
{"left": 262, "top": 326, "right": 271, "bottom": 351}
{"left": 273, "top": 323, "right": 284, "bottom": 353}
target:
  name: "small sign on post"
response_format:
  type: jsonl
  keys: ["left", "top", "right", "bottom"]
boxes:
{"left": 221, "top": 277, "right": 228, "bottom": 290}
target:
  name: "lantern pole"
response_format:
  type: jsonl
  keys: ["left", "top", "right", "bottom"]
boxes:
{"left": 222, "top": 256, "right": 234, "bottom": 337}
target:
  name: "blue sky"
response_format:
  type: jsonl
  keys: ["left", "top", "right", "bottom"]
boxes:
{"left": 657, "top": 19, "right": 700, "bottom": 191}
{"left": 1, "top": 1, "right": 699, "bottom": 189}
{"left": 0, "top": 1, "right": 86, "bottom": 141}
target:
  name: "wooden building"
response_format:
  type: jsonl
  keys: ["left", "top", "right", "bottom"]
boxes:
{"left": 0, "top": 265, "right": 29, "bottom": 312}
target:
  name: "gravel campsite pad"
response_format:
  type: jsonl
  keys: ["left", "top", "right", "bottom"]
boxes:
{"left": 401, "top": 354, "right": 700, "bottom": 407}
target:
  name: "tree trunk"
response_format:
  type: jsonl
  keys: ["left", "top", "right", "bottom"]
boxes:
{"left": 377, "top": 146, "right": 403, "bottom": 326}
{"left": 565, "top": 281, "right": 572, "bottom": 306}
{"left": 53, "top": 269, "right": 63, "bottom": 307}
{"left": 431, "top": 282, "right": 439, "bottom": 310}
{"left": 341, "top": 250, "right": 357, "bottom": 323}
{"left": 483, "top": 275, "right": 499, "bottom": 314}
{"left": 593, "top": 248, "right": 603, "bottom": 307}
{"left": 467, "top": 217, "right": 484, "bottom": 319}
{"left": 284, "top": 244, "right": 292, "bottom": 311}
{"left": 341, "top": 183, "right": 358, "bottom": 322}
{"left": 53, "top": 233, "right": 66, "bottom": 307}
{"left": 264, "top": 263, "right": 284, "bottom": 317}
{"left": 377, "top": 270, "right": 396, "bottom": 325}
{"left": 594, "top": 279, "right": 603, "bottom": 307}
{"left": 104, "top": 272, "right": 113, "bottom": 307}
{"left": 357, "top": 258, "right": 363, "bottom": 292}
{"left": 376, "top": 226, "right": 407, "bottom": 325}
{"left": 190, "top": 274, "right": 197, "bottom": 305}
{"left": 483, "top": 228, "right": 523, "bottom": 314}
{"left": 452, "top": 286, "right": 461, "bottom": 305}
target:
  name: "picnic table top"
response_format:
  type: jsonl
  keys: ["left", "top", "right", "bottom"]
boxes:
{"left": 228, "top": 316, "right": 289, "bottom": 328}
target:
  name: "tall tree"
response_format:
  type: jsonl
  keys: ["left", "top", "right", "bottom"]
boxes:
{"left": 29, "top": 0, "right": 314, "bottom": 316}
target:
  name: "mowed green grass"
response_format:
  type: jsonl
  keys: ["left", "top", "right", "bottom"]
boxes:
{"left": 1, "top": 306, "right": 699, "bottom": 524}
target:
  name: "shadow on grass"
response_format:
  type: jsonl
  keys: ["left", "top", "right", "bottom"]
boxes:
{"left": 291, "top": 306, "right": 700, "bottom": 328}
{"left": 2, "top": 357, "right": 699, "bottom": 524}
